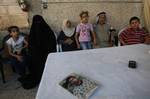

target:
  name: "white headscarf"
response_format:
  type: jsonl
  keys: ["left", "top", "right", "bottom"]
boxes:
{"left": 96, "top": 12, "right": 107, "bottom": 24}
{"left": 62, "top": 19, "right": 75, "bottom": 37}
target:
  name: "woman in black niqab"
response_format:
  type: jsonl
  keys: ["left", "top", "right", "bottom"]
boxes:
{"left": 27, "top": 15, "right": 56, "bottom": 86}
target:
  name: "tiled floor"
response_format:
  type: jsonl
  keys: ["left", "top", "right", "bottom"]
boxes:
{"left": 0, "top": 74, "right": 38, "bottom": 99}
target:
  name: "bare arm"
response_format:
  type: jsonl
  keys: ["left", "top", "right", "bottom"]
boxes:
{"left": 119, "top": 35, "right": 126, "bottom": 46}
{"left": 91, "top": 31, "right": 97, "bottom": 45}
{"left": 75, "top": 32, "right": 80, "bottom": 49}
{"left": 144, "top": 34, "right": 150, "bottom": 44}
{"left": 118, "top": 29, "right": 128, "bottom": 46}
{"left": 7, "top": 44, "right": 17, "bottom": 58}
{"left": 23, "top": 39, "right": 28, "bottom": 48}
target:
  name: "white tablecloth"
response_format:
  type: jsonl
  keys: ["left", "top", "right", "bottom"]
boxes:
{"left": 36, "top": 44, "right": 150, "bottom": 99}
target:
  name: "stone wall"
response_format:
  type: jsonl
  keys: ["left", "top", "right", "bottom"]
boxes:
{"left": 0, "top": 0, "right": 30, "bottom": 47}
{"left": 0, "top": 0, "right": 144, "bottom": 51}
{"left": 27, "top": 0, "right": 42, "bottom": 25}
{"left": 0, "top": 0, "right": 144, "bottom": 34}
{"left": 42, "top": 0, "right": 143, "bottom": 34}
{"left": 0, "top": 0, "right": 29, "bottom": 30}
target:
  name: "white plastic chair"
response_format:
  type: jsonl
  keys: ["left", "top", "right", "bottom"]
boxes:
{"left": 118, "top": 27, "right": 127, "bottom": 46}
{"left": 54, "top": 32, "right": 62, "bottom": 52}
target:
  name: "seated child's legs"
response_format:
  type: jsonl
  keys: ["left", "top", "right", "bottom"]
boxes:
{"left": 10, "top": 57, "right": 26, "bottom": 76}
{"left": 17, "top": 57, "right": 26, "bottom": 76}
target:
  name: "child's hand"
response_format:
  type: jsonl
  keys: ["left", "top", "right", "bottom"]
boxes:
{"left": 17, "top": 51, "right": 21, "bottom": 55}
{"left": 93, "top": 39, "right": 97, "bottom": 45}
{"left": 109, "top": 41, "right": 113, "bottom": 47}
{"left": 77, "top": 44, "right": 80, "bottom": 49}
{"left": 144, "top": 35, "right": 150, "bottom": 44}
{"left": 16, "top": 55, "right": 23, "bottom": 62}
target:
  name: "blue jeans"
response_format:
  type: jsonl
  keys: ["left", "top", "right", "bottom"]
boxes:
{"left": 80, "top": 41, "right": 92, "bottom": 50}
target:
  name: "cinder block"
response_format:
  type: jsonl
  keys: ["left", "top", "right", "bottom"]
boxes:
{"left": 42, "top": 2, "right": 143, "bottom": 32}
{"left": 8, "top": 6, "right": 25, "bottom": 15}
{"left": 9, "top": 15, "right": 29, "bottom": 28}
{"left": 2, "top": 0, "right": 17, "bottom": 4}
{"left": 0, "top": 6, "right": 8, "bottom": 15}
{"left": 0, "top": 16, "right": 10, "bottom": 30}
{"left": 0, "top": 0, "right": 3, "bottom": 3}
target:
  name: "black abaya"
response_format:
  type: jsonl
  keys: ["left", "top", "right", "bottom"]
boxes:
{"left": 28, "top": 15, "right": 56, "bottom": 83}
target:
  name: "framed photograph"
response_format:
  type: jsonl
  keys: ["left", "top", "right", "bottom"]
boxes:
{"left": 59, "top": 73, "right": 98, "bottom": 99}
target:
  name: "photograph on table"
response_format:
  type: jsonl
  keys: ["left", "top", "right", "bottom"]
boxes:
{"left": 59, "top": 73, "right": 98, "bottom": 99}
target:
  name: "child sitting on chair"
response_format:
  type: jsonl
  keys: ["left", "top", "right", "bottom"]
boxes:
{"left": 6, "top": 26, "right": 28, "bottom": 77}
{"left": 119, "top": 16, "right": 150, "bottom": 45}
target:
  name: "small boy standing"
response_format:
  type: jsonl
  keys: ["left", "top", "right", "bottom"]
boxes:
{"left": 75, "top": 11, "right": 96, "bottom": 50}
{"left": 6, "top": 26, "right": 28, "bottom": 77}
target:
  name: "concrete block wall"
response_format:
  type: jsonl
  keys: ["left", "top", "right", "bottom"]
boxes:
{"left": 0, "top": 0, "right": 144, "bottom": 34}
{"left": 0, "top": 0, "right": 29, "bottom": 30}
{"left": 42, "top": 0, "right": 143, "bottom": 34}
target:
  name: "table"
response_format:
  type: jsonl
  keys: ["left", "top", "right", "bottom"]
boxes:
{"left": 36, "top": 44, "right": 150, "bottom": 99}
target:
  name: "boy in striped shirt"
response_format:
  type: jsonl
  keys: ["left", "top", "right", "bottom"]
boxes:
{"left": 119, "top": 16, "right": 150, "bottom": 46}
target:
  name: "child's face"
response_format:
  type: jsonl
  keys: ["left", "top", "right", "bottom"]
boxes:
{"left": 66, "top": 21, "right": 71, "bottom": 28}
{"left": 98, "top": 14, "right": 106, "bottom": 24}
{"left": 81, "top": 14, "right": 89, "bottom": 23}
{"left": 10, "top": 28, "right": 19, "bottom": 38}
{"left": 69, "top": 76, "right": 82, "bottom": 86}
{"left": 130, "top": 19, "right": 140, "bottom": 29}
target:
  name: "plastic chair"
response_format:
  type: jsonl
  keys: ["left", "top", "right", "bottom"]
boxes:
{"left": 118, "top": 27, "right": 127, "bottom": 46}
{"left": 0, "top": 34, "right": 11, "bottom": 83}
{"left": 0, "top": 55, "right": 6, "bottom": 83}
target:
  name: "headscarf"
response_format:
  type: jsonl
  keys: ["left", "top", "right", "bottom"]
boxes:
{"left": 96, "top": 12, "right": 107, "bottom": 24}
{"left": 29, "top": 15, "right": 56, "bottom": 54}
{"left": 62, "top": 19, "right": 75, "bottom": 37}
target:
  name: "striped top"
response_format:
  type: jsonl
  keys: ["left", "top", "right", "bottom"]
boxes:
{"left": 119, "top": 28, "right": 147, "bottom": 45}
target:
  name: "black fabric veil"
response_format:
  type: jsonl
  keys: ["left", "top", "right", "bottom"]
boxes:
{"left": 28, "top": 15, "right": 56, "bottom": 82}
{"left": 29, "top": 15, "right": 56, "bottom": 53}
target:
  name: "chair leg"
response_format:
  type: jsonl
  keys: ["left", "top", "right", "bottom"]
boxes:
{"left": 0, "top": 62, "right": 6, "bottom": 83}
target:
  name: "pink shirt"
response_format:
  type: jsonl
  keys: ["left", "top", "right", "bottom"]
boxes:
{"left": 76, "top": 23, "right": 93, "bottom": 42}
